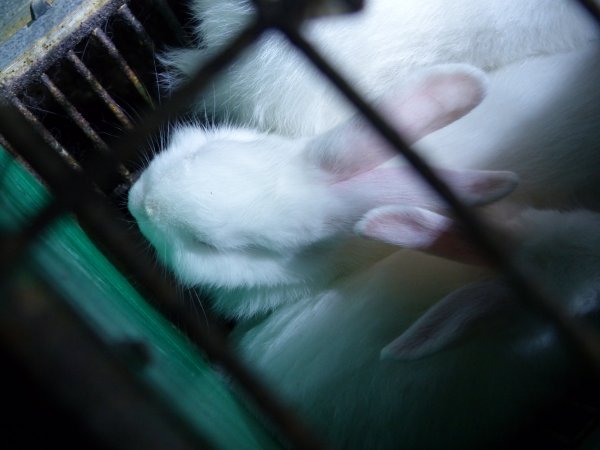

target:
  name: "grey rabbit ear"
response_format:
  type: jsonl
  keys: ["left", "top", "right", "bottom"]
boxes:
{"left": 381, "top": 280, "right": 516, "bottom": 361}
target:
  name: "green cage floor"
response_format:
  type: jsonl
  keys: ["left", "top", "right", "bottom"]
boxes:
{"left": 0, "top": 147, "right": 281, "bottom": 450}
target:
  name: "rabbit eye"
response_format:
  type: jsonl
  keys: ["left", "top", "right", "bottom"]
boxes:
{"left": 191, "top": 236, "right": 217, "bottom": 250}
{"left": 241, "top": 243, "right": 283, "bottom": 257}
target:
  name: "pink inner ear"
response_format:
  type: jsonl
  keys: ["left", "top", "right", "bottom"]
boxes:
{"left": 379, "top": 65, "right": 488, "bottom": 144}
{"left": 356, "top": 206, "right": 491, "bottom": 266}
{"left": 306, "top": 65, "right": 488, "bottom": 181}
{"left": 357, "top": 206, "right": 452, "bottom": 247}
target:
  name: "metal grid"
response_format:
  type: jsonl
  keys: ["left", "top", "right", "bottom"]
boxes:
{"left": 1, "top": 0, "right": 600, "bottom": 448}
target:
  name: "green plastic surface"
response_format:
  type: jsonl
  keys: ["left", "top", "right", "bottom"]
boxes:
{"left": 0, "top": 147, "right": 280, "bottom": 450}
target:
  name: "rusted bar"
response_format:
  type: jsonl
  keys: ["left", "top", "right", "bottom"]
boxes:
{"left": 40, "top": 73, "right": 132, "bottom": 182}
{"left": 92, "top": 28, "right": 154, "bottom": 107}
{"left": 0, "top": 134, "right": 15, "bottom": 155}
{"left": 278, "top": 23, "right": 600, "bottom": 377}
{"left": 0, "top": 0, "right": 123, "bottom": 93}
{"left": 9, "top": 96, "right": 81, "bottom": 171}
{"left": 66, "top": 50, "right": 134, "bottom": 131}
{"left": 41, "top": 73, "right": 112, "bottom": 153}
{"left": 117, "top": 4, "right": 156, "bottom": 53}
{"left": 0, "top": 100, "right": 327, "bottom": 450}
{"left": 575, "top": 0, "right": 600, "bottom": 24}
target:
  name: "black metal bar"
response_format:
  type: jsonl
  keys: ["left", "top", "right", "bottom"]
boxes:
{"left": 66, "top": 50, "right": 134, "bottom": 131}
{"left": 0, "top": 270, "right": 214, "bottom": 450}
{"left": 10, "top": 96, "right": 80, "bottom": 170}
{"left": 575, "top": 0, "right": 600, "bottom": 24}
{"left": 278, "top": 23, "right": 600, "bottom": 377}
{"left": 117, "top": 4, "right": 157, "bottom": 53}
{"left": 40, "top": 72, "right": 132, "bottom": 181}
{"left": 92, "top": 28, "right": 154, "bottom": 107}
{"left": 41, "top": 73, "right": 112, "bottom": 153}
{"left": 0, "top": 101, "right": 327, "bottom": 450}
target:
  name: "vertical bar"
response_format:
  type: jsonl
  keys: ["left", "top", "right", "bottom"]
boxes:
{"left": 40, "top": 73, "right": 132, "bottom": 182}
{"left": 41, "top": 73, "right": 111, "bottom": 152}
{"left": 10, "top": 97, "right": 81, "bottom": 171}
{"left": 66, "top": 50, "right": 134, "bottom": 131}
{"left": 118, "top": 4, "right": 156, "bottom": 53}
{"left": 92, "top": 28, "right": 154, "bottom": 107}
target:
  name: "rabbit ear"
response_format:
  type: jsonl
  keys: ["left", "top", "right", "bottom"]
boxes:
{"left": 381, "top": 280, "right": 516, "bottom": 361}
{"left": 383, "top": 64, "right": 490, "bottom": 144}
{"left": 305, "top": 64, "right": 513, "bottom": 219}
{"left": 355, "top": 205, "right": 492, "bottom": 265}
{"left": 336, "top": 166, "right": 518, "bottom": 218}
{"left": 306, "top": 64, "right": 488, "bottom": 180}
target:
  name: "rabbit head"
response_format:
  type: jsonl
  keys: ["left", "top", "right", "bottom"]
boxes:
{"left": 129, "top": 65, "right": 518, "bottom": 318}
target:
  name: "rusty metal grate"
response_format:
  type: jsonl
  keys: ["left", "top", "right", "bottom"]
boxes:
{"left": 0, "top": 0, "right": 188, "bottom": 196}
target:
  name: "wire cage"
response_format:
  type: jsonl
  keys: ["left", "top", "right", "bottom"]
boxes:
{"left": 2, "top": 0, "right": 600, "bottom": 449}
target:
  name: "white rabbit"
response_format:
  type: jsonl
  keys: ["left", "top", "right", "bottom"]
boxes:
{"left": 129, "top": 65, "right": 515, "bottom": 318}
{"left": 234, "top": 204, "right": 600, "bottom": 449}
{"left": 127, "top": 66, "right": 600, "bottom": 448}
{"left": 163, "top": 0, "right": 599, "bottom": 136}
{"left": 415, "top": 43, "right": 600, "bottom": 210}
{"left": 163, "top": 0, "right": 600, "bottom": 209}
{"left": 129, "top": 2, "right": 600, "bottom": 446}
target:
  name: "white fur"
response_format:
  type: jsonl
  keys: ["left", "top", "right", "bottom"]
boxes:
{"left": 234, "top": 207, "right": 600, "bottom": 449}
{"left": 128, "top": 127, "right": 348, "bottom": 316}
{"left": 130, "top": 1, "right": 600, "bottom": 447}
{"left": 128, "top": 66, "right": 600, "bottom": 447}
{"left": 164, "top": 0, "right": 599, "bottom": 135}
{"left": 129, "top": 67, "right": 507, "bottom": 318}
{"left": 162, "top": 0, "right": 600, "bottom": 209}
{"left": 416, "top": 44, "right": 600, "bottom": 209}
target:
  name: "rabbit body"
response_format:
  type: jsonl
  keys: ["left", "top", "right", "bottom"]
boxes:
{"left": 130, "top": 64, "right": 600, "bottom": 447}
{"left": 416, "top": 44, "right": 600, "bottom": 210}
{"left": 165, "top": 0, "right": 599, "bottom": 136}
{"left": 129, "top": 66, "right": 506, "bottom": 318}
{"left": 234, "top": 208, "right": 600, "bottom": 450}
{"left": 226, "top": 48, "right": 600, "bottom": 446}
{"left": 134, "top": 1, "right": 600, "bottom": 447}
{"left": 166, "top": 0, "right": 600, "bottom": 209}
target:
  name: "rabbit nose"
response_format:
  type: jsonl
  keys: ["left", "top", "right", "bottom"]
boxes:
{"left": 144, "top": 199, "right": 159, "bottom": 218}
{"left": 127, "top": 178, "right": 156, "bottom": 221}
